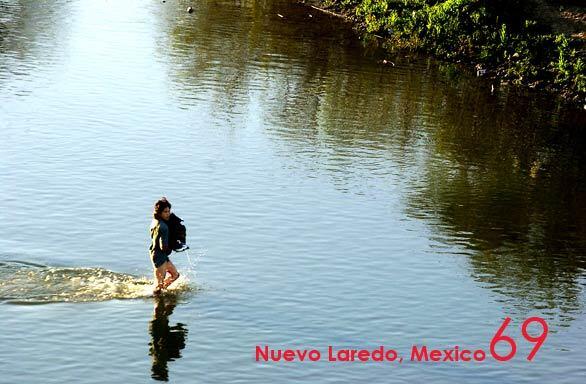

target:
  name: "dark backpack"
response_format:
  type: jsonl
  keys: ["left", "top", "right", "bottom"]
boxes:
{"left": 166, "top": 213, "right": 187, "bottom": 253}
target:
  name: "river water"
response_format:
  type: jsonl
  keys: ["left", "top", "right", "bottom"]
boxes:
{"left": 1, "top": 0, "right": 586, "bottom": 382}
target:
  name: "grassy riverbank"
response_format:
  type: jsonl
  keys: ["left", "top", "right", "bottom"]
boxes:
{"left": 311, "top": 0, "right": 585, "bottom": 103}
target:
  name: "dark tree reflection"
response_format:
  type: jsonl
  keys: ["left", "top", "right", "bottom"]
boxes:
{"left": 0, "top": 0, "right": 70, "bottom": 93}
{"left": 157, "top": 0, "right": 586, "bottom": 324}
{"left": 405, "top": 89, "right": 586, "bottom": 325}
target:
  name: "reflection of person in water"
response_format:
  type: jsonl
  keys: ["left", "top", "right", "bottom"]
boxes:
{"left": 149, "top": 294, "right": 188, "bottom": 381}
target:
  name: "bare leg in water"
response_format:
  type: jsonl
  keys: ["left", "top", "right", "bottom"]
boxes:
{"left": 162, "top": 260, "right": 180, "bottom": 289}
{"left": 154, "top": 263, "right": 166, "bottom": 293}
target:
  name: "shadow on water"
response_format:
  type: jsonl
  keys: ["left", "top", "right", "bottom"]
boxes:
{"left": 148, "top": 294, "right": 188, "bottom": 382}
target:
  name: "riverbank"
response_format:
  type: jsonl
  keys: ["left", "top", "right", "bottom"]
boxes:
{"left": 305, "top": 0, "right": 585, "bottom": 106}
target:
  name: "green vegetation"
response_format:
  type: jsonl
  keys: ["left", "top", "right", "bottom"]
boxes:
{"left": 319, "top": 0, "right": 585, "bottom": 101}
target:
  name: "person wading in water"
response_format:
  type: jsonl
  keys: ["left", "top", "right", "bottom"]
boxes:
{"left": 150, "top": 198, "right": 180, "bottom": 294}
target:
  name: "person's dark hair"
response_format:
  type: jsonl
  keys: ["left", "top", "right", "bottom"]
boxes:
{"left": 153, "top": 197, "right": 172, "bottom": 220}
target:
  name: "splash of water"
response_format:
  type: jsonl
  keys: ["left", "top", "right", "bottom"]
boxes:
{"left": 0, "top": 261, "right": 192, "bottom": 304}
{"left": 184, "top": 248, "right": 203, "bottom": 279}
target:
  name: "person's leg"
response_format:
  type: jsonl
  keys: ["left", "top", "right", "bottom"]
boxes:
{"left": 162, "top": 260, "right": 180, "bottom": 288}
{"left": 154, "top": 262, "right": 167, "bottom": 292}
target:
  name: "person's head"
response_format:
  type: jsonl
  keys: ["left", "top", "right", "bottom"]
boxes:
{"left": 153, "top": 197, "right": 172, "bottom": 221}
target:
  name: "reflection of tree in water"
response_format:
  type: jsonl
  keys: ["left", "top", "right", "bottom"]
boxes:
{"left": 405, "top": 85, "right": 586, "bottom": 325}
{"left": 158, "top": 0, "right": 586, "bottom": 323}
{"left": 149, "top": 295, "right": 188, "bottom": 382}
{"left": 0, "top": 0, "right": 70, "bottom": 91}
{"left": 158, "top": 0, "right": 360, "bottom": 118}
{"left": 162, "top": 0, "right": 432, "bottom": 184}
{"left": 159, "top": 0, "right": 431, "bottom": 155}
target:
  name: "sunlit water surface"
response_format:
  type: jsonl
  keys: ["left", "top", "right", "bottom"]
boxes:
{"left": 1, "top": 0, "right": 586, "bottom": 382}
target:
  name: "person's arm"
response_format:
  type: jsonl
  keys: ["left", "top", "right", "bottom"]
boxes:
{"left": 159, "top": 223, "right": 170, "bottom": 254}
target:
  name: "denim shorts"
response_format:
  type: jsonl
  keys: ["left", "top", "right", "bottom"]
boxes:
{"left": 151, "top": 252, "right": 170, "bottom": 268}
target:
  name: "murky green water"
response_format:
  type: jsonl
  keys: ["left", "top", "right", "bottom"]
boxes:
{"left": 1, "top": 0, "right": 585, "bottom": 382}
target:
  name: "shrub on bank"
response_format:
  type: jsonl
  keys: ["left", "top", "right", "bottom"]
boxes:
{"left": 321, "top": 0, "right": 585, "bottom": 100}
